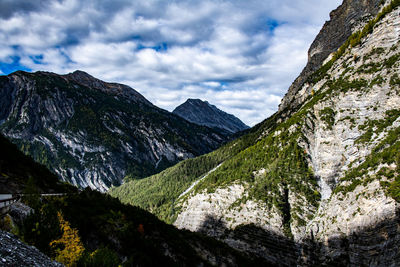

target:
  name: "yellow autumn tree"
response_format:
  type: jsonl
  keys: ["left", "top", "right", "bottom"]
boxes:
{"left": 50, "top": 212, "right": 85, "bottom": 266}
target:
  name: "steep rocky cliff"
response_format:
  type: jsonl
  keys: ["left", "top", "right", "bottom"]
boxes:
{"left": 279, "top": 0, "right": 382, "bottom": 114}
{"left": 173, "top": 99, "right": 249, "bottom": 134}
{"left": 0, "top": 71, "right": 228, "bottom": 191}
{"left": 111, "top": 0, "right": 400, "bottom": 265}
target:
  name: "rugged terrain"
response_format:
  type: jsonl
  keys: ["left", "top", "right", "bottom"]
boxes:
{"left": 111, "top": 0, "right": 400, "bottom": 265}
{"left": 173, "top": 98, "right": 249, "bottom": 134}
{"left": 0, "top": 129, "right": 265, "bottom": 266}
{"left": 0, "top": 231, "right": 63, "bottom": 267}
{"left": 279, "top": 0, "right": 382, "bottom": 113}
{"left": 0, "top": 70, "right": 228, "bottom": 191}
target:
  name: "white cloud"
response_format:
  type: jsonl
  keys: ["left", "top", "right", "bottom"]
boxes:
{"left": 0, "top": 0, "right": 342, "bottom": 126}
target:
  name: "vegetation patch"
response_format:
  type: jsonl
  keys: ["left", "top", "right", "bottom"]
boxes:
{"left": 369, "top": 75, "right": 385, "bottom": 87}
{"left": 17, "top": 189, "right": 260, "bottom": 266}
{"left": 356, "top": 61, "right": 383, "bottom": 74}
{"left": 320, "top": 107, "right": 336, "bottom": 130}
{"left": 384, "top": 53, "right": 400, "bottom": 68}
{"left": 356, "top": 109, "right": 400, "bottom": 144}
{"left": 390, "top": 73, "right": 400, "bottom": 86}
{"left": 335, "top": 126, "right": 400, "bottom": 195}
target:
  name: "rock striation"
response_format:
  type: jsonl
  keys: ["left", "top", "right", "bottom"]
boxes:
{"left": 0, "top": 71, "right": 228, "bottom": 191}
{"left": 173, "top": 99, "right": 249, "bottom": 134}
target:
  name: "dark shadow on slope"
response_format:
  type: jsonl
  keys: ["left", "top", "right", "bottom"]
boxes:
{"left": 302, "top": 207, "right": 400, "bottom": 266}
{"left": 196, "top": 209, "right": 400, "bottom": 266}
{"left": 198, "top": 215, "right": 298, "bottom": 266}
{"left": 0, "top": 133, "right": 76, "bottom": 194}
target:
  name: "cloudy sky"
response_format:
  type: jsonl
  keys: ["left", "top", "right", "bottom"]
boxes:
{"left": 0, "top": 0, "right": 341, "bottom": 126}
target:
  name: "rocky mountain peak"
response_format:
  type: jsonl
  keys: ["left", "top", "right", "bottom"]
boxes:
{"left": 68, "top": 70, "right": 94, "bottom": 79}
{"left": 279, "top": 0, "right": 382, "bottom": 114}
{"left": 173, "top": 98, "right": 249, "bottom": 134}
{"left": 64, "top": 70, "right": 152, "bottom": 105}
{"left": 186, "top": 98, "right": 210, "bottom": 105}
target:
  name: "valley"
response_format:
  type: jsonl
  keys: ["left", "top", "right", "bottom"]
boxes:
{"left": 1, "top": 0, "right": 400, "bottom": 266}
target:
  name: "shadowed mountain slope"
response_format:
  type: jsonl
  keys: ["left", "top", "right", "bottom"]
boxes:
{"left": 173, "top": 98, "right": 249, "bottom": 134}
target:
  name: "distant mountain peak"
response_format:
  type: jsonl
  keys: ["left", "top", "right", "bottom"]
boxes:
{"left": 173, "top": 98, "right": 249, "bottom": 134}
{"left": 69, "top": 69, "right": 93, "bottom": 77}
{"left": 64, "top": 70, "right": 152, "bottom": 105}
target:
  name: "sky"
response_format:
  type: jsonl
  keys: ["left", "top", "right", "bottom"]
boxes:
{"left": 0, "top": 0, "right": 342, "bottom": 126}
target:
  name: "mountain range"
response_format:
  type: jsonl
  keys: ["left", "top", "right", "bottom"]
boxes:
{"left": 0, "top": 70, "right": 229, "bottom": 191}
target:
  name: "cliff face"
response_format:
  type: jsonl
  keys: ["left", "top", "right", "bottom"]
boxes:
{"left": 173, "top": 99, "right": 249, "bottom": 134}
{"left": 279, "top": 0, "right": 382, "bottom": 114}
{"left": 111, "top": 1, "right": 400, "bottom": 265}
{"left": 0, "top": 71, "right": 227, "bottom": 191}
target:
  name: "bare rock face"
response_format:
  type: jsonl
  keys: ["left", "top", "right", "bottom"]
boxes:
{"left": 8, "top": 202, "right": 33, "bottom": 226}
{"left": 0, "top": 230, "right": 63, "bottom": 266}
{"left": 279, "top": 0, "right": 382, "bottom": 114}
{"left": 175, "top": 183, "right": 283, "bottom": 235}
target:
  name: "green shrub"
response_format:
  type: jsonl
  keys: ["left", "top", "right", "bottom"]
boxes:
{"left": 384, "top": 54, "right": 400, "bottom": 68}
{"left": 390, "top": 73, "right": 400, "bottom": 86}
{"left": 320, "top": 107, "right": 336, "bottom": 130}
{"left": 78, "top": 247, "right": 120, "bottom": 267}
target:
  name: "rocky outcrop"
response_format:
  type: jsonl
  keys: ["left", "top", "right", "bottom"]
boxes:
{"left": 173, "top": 99, "right": 249, "bottom": 134}
{"left": 8, "top": 202, "right": 33, "bottom": 226}
{"left": 0, "top": 230, "right": 63, "bottom": 266}
{"left": 279, "top": 0, "right": 382, "bottom": 114}
{"left": 175, "top": 184, "right": 282, "bottom": 237}
{"left": 0, "top": 71, "right": 228, "bottom": 191}
{"left": 303, "top": 181, "right": 400, "bottom": 266}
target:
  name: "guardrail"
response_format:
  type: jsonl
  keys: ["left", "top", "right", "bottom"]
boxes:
{"left": 0, "top": 196, "right": 20, "bottom": 206}
{"left": 0, "top": 193, "right": 67, "bottom": 215}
